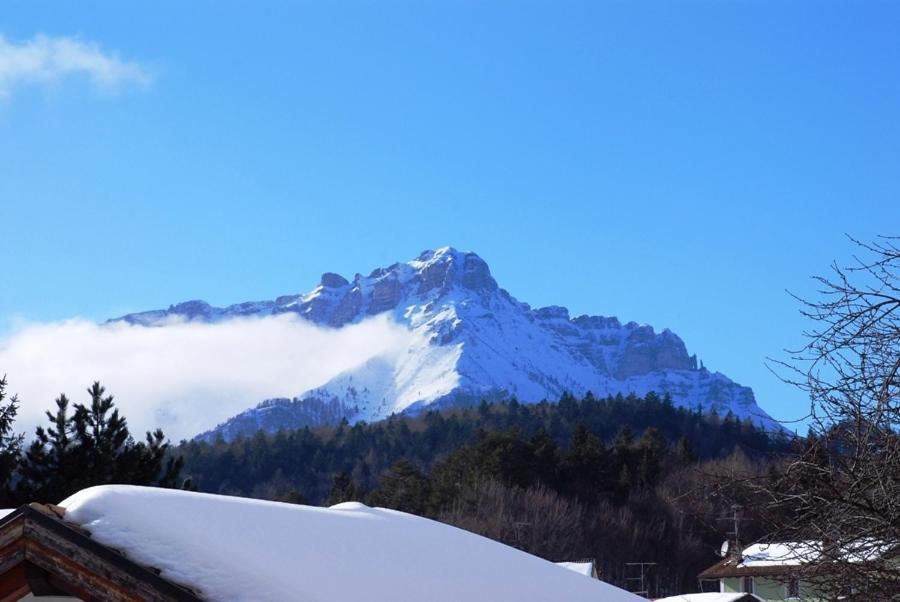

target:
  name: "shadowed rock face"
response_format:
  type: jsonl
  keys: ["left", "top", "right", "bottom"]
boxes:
{"left": 330, "top": 286, "right": 362, "bottom": 327}
{"left": 112, "top": 246, "right": 779, "bottom": 442}
{"left": 320, "top": 272, "right": 349, "bottom": 288}
{"left": 615, "top": 328, "right": 697, "bottom": 378}
{"left": 460, "top": 253, "right": 498, "bottom": 293}
{"left": 416, "top": 252, "right": 455, "bottom": 295}
{"left": 170, "top": 300, "right": 214, "bottom": 319}
{"left": 369, "top": 278, "right": 402, "bottom": 314}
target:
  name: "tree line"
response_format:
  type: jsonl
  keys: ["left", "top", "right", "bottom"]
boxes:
{"left": 179, "top": 392, "right": 791, "bottom": 595}
{"left": 0, "top": 377, "right": 187, "bottom": 506}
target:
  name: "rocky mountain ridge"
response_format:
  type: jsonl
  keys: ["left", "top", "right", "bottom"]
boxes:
{"left": 114, "top": 247, "right": 779, "bottom": 440}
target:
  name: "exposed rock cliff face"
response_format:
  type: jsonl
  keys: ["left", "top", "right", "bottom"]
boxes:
{"left": 114, "top": 247, "right": 779, "bottom": 441}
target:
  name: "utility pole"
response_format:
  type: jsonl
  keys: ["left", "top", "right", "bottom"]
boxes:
{"left": 624, "top": 562, "right": 656, "bottom": 598}
{"left": 725, "top": 504, "right": 743, "bottom": 543}
{"left": 512, "top": 521, "right": 531, "bottom": 549}
{"left": 717, "top": 504, "right": 747, "bottom": 560}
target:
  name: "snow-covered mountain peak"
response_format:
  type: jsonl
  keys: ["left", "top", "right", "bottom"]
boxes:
{"left": 396, "top": 246, "right": 498, "bottom": 298}
{"left": 111, "top": 248, "right": 781, "bottom": 440}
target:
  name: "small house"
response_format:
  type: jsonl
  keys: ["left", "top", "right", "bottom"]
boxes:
{"left": 698, "top": 541, "right": 819, "bottom": 601}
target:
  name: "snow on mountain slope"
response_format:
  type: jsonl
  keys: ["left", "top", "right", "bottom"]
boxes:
{"left": 113, "top": 247, "right": 779, "bottom": 440}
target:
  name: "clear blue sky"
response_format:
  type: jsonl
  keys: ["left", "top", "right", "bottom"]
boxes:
{"left": 2, "top": 0, "right": 898, "bottom": 425}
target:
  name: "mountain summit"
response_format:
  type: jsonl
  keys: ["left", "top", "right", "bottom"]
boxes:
{"left": 115, "top": 247, "right": 780, "bottom": 440}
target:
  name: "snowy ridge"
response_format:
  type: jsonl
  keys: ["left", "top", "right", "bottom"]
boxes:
{"left": 113, "top": 247, "right": 779, "bottom": 440}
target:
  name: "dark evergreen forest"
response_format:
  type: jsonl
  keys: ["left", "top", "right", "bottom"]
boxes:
{"left": 179, "top": 392, "right": 792, "bottom": 596}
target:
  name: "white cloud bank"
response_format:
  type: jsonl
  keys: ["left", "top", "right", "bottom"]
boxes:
{"left": 0, "top": 314, "right": 415, "bottom": 441}
{"left": 0, "top": 34, "right": 151, "bottom": 97}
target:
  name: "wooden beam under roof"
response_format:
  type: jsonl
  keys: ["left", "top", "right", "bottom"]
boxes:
{"left": 0, "top": 504, "right": 203, "bottom": 602}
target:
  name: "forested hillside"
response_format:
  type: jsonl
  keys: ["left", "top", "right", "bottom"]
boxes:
{"left": 180, "top": 392, "right": 791, "bottom": 595}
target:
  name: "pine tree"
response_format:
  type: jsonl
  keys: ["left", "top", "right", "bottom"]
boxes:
{"left": 557, "top": 392, "right": 579, "bottom": 421}
{"left": 16, "top": 394, "right": 78, "bottom": 503}
{"left": 528, "top": 429, "right": 560, "bottom": 488}
{"left": 636, "top": 427, "right": 666, "bottom": 487}
{"left": 327, "top": 471, "right": 364, "bottom": 506}
{"left": 0, "top": 376, "right": 23, "bottom": 504}
{"left": 478, "top": 400, "right": 491, "bottom": 419}
{"left": 73, "top": 382, "right": 129, "bottom": 483}
{"left": 14, "top": 382, "right": 186, "bottom": 503}
{"left": 560, "top": 424, "right": 608, "bottom": 503}
{"left": 675, "top": 435, "right": 697, "bottom": 464}
{"left": 368, "top": 459, "right": 430, "bottom": 515}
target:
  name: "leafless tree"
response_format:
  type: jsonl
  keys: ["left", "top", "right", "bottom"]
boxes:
{"left": 756, "top": 236, "right": 900, "bottom": 600}
{"left": 438, "top": 478, "right": 590, "bottom": 562}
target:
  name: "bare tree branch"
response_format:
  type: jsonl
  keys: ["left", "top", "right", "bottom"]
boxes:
{"left": 747, "top": 236, "right": 900, "bottom": 599}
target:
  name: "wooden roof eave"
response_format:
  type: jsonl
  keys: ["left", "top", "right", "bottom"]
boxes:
{"left": 0, "top": 504, "right": 204, "bottom": 602}
{"left": 697, "top": 557, "right": 800, "bottom": 579}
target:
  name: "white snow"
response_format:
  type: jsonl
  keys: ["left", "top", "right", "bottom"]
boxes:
{"left": 286, "top": 249, "right": 777, "bottom": 431}
{"left": 736, "top": 539, "right": 889, "bottom": 566}
{"left": 555, "top": 561, "right": 594, "bottom": 577}
{"left": 124, "top": 247, "right": 780, "bottom": 441}
{"left": 291, "top": 270, "right": 774, "bottom": 429}
{"left": 61, "top": 485, "right": 646, "bottom": 602}
{"left": 738, "top": 542, "right": 813, "bottom": 567}
{"left": 654, "top": 593, "right": 762, "bottom": 602}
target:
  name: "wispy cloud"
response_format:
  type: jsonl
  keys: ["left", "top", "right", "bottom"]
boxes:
{"left": 0, "top": 34, "right": 151, "bottom": 97}
{"left": 0, "top": 314, "right": 414, "bottom": 441}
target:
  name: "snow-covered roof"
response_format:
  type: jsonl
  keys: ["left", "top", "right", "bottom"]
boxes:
{"left": 61, "top": 486, "right": 646, "bottom": 602}
{"left": 655, "top": 594, "right": 762, "bottom": 602}
{"left": 738, "top": 542, "right": 814, "bottom": 567}
{"left": 738, "top": 539, "right": 889, "bottom": 567}
{"left": 700, "top": 538, "right": 895, "bottom": 580}
{"left": 556, "top": 561, "right": 594, "bottom": 577}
